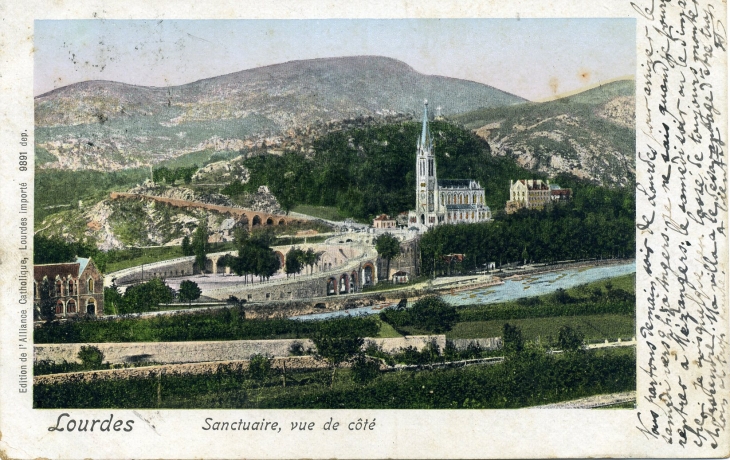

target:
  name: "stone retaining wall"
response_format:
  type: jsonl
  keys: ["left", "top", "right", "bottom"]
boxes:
{"left": 34, "top": 356, "right": 324, "bottom": 385}
{"left": 34, "top": 335, "right": 445, "bottom": 365}
{"left": 365, "top": 335, "right": 446, "bottom": 353}
{"left": 449, "top": 337, "right": 502, "bottom": 351}
{"left": 111, "top": 257, "right": 196, "bottom": 286}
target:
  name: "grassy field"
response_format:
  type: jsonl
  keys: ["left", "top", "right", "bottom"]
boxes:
{"left": 156, "top": 149, "right": 237, "bottom": 170}
{"left": 444, "top": 314, "right": 635, "bottom": 343}
{"left": 392, "top": 273, "right": 636, "bottom": 344}
{"left": 35, "top": 167, "right": 150, "bottom": 222}
{"left": 374, "top": 318, "right": 402, "bottom": 338}
{"left": 292, "top": 205, "right": 347, "bottom": 221}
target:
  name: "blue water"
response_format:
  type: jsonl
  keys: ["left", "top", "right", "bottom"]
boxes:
{"left": 291, "top": 262, "right": 636, "bottom": 321}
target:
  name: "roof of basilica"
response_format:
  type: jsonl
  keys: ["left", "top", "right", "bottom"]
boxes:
{"left": 438, "top": 179, "right": 476, "bottom": 189}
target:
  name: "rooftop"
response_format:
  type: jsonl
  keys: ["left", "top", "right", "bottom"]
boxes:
{"left": 438, "top": 179, "right": 481, "bottom": 189}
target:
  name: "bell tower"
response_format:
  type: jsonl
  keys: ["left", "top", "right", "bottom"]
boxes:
{"left": 415, "top": 100, "right": 439, "bottom": 227}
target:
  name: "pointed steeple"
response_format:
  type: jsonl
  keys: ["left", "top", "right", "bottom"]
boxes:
{"left": 418, "top": 99, "right": 432, "bottom": 152}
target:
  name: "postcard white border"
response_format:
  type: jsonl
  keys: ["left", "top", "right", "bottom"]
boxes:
{"left": 0, "top": 0, "right": 727, "bottom": 458}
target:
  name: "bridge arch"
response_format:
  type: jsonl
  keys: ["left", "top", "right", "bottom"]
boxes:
{"left": 252, "top": 215, "right": 262, "bottom": 226}
{"left": 266, "top": 217, "right": 274, "bottom": 226}
{"left": 362, "top": 262, "right": 375, "bottom": 288}
{"left": 236, "top": 216, "right": 249, "bottom": 228}
{"left": 278, "top": 219, "right": 286, "bottom": 226}
{"left": 326, "top": 277, "right": 337, "bottom": 296}
{"left": 338, "top": 274, "right": 349, "bottom": 294}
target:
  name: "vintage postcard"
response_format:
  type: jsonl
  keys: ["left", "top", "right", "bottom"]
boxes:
{"left": 0, "top": 0, "right": 727, "bottom": 458}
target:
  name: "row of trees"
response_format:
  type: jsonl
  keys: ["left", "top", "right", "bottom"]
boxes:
{"left": 152, "top": 165, "right": 198, "bottom": 185}
{"left": 420, "top": 182, "right": 635, "bottom": 275}
{"left": 104, "top": 278, "right": 201, "bottom": 315}
{"left": 221, "top": 228, "right": 281, "bottom": 282}
{"left": 284, "top": 247, "right": 323, "bottom": 278}
{"left": 34, "top": 235, "right": 108, "bottom": 272}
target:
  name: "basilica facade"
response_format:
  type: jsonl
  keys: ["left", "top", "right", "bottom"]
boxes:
{"left": 407, "top": 101, "right": 492, "bottom": 231}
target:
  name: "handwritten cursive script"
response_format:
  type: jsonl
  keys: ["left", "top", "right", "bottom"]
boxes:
{"left": 634, "top": 0, "right": 728, "bottom": 450}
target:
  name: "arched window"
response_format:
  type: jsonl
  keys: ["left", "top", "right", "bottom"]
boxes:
{"left": 67, "top": 299, "right": 76, "bottom": 314}
{"left": 55, "top": 299, "right": 64, "bottom": 315}
{"left": 86, "top": 298, "right": 96, "bottom": 315}
{"left": 87, "top": 278, "right": 94, "bottom": 293}
{"left": 67, "top": 279, "right": 75, "bottom": 296}
{"left": 55, "top": 278, "right": 63, "bottom": 297}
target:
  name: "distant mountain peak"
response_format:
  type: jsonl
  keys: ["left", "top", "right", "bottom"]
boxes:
{"left": 35, "top": 55, "right": 526, "bottom": 171}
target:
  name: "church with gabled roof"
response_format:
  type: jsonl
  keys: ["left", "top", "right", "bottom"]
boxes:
{"left": 408, "top": 101, "right": 492, "bottom": 231}
{"left": 33, "top": 257, "right": 104, "bottom": 318}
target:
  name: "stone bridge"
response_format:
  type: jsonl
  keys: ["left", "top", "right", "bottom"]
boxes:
{"left": 203, "top": 243, "right": 379, "bottom": 300}
{"left": 108, "top": 242, "right": 379, "bottom": 300}
{"left": 109, "top": 192, "right": 303, "bottom": 230}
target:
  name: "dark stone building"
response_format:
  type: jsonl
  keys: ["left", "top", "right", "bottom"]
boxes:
{"left": 34, "top": 257, "right": 104, "bottom": 317}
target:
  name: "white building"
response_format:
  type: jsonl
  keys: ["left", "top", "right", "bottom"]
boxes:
{"left": 407, "top": 101, "right": 492, "bottom": 231}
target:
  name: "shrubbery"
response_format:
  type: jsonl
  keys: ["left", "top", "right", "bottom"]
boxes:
{"left": 34, "top": 348, "right": 635, "bottom": 409}
{"left": 35, "top": 311, "right": 379, "bottom": 344}
{"left": 379, "top": 295, "right": 457, "bottom": 334}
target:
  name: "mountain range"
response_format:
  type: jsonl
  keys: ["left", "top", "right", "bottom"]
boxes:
{"left": 35, "top": 56, "right": 525, "bottom": 170}
{"left": 454, "top": 79, "right": 635, "bottom": 186}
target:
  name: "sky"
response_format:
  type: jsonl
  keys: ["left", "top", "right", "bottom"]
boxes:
{"left": 34, "top": 19, "right": 635, "bottom": 101}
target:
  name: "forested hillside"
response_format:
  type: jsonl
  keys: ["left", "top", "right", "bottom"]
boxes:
{"left": 225, "top": 121, "right": 539, "bottom": 221}
{"left": 420, "top": 176, "right": 635, "bottom": 274}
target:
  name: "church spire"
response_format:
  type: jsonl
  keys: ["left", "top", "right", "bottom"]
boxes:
{"left": 418, "top": 99, "right": 432, "bottom": 152}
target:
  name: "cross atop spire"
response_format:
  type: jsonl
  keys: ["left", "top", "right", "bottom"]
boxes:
{"left": 418, "top": 99, "right": 432, "bottom": 152}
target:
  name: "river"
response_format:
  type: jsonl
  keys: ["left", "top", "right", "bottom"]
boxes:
{"left": 292, "top": 262, "right": 636, "bottom": 321}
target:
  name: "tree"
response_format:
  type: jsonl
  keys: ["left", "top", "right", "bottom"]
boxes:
{"left": 178, "top": 280, "right": 202, "bottom": 305}
{"left": 409, "top": 295, "right": 458, "bottom": 333}
{"left": 248, "top": 354, "right": 272, "bottom": 382}
{"left": 192, "top": 220, "right": 209, "bottom": 274}
{"left": 77, "top": 345, "right": 105, "bottom": 370}
{"left": 256, "top": 247, "right": 281, "bottom": 281}
{"left": 554, "top": 288, "right": 571, "bottom": 304}
{"left": 502, "top": 323, "right": 524, "bottom": 355}
{"left": 557, "top": 325, "right": 585, "bottom": 353}
{"left": 37, "top": 278, "right": 57, "bottom": 323}
{"left": 302, "top": 248, "right": 323, "bottom": 275}
{"left": 285, "top": 247, "right": 305, "bottom": 278}
{"left": 181, "top": 236, "right": 193, "bottom": 256}
{"left": 311, "top": 317, "right": 379, "bottom": 388}
{"left": 120, "top": 278, "right": 173, "bottom": 313}
{"left": 33, "top": 235, "right": 75, "bottom": 265}
{"left": 351, "top": 353, "right": 380, "bottom": 385}
{"left": 103, "top": 285, "right": 123, "bottom": 315}
{"left": 374, "top": 233, "right": 400, "bottom": 282}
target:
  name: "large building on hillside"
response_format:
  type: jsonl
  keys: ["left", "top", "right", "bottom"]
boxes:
{"left": 34, "top": 257, "right": 104, "bottom": 317}
{"left": 407, "top": 101, "right": 492, "bottom": 230}
{"left": 505, "top": 179, "right": 572, "bottom": 213}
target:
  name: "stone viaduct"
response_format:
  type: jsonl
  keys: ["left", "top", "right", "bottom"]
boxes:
{"left": 107, "top": 242, "right": 379, "bottom": 301}
{"left": 109, "top": 192, "right": 303, "bottom": 230}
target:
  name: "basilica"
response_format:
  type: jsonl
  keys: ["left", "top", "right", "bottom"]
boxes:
{"left": 407, "top": 101, "right": 492, "bottom": 231}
